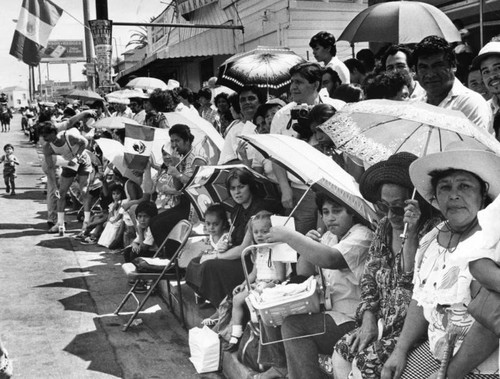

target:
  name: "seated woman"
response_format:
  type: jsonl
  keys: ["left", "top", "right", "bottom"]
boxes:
{"left": 147, "top": 123, "right": 208, "bottom": 249}
{"left": 381, "top": 141, "right": 500, "bottom": 379}
{"left": 185, "top": 168, "right": 280, "bottom": 308}
{"left": 256, "top": 192, "right": 374, "bottom": 379}
{"left": 332, "top": 152, "right": 439, "bottom": 379}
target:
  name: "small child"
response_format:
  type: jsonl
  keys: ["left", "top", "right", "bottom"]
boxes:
{"left": 0, "top": 144, "right": 19, "bottom": 196}
{"left": 225, "top": 211, "right": 287, "bottom": 352}
{"left": 123, "top": 201, "right": 158, "bottom": 263}
{"left": 80, "top": 184, "right": 125, "bottom": 245}
{"left": 199, "top": 204, "right": 231, "bottom": 264}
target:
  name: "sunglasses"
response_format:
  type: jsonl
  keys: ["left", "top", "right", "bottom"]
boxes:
{"left": 375, "top": 201, "right": 405, "bottom": 217}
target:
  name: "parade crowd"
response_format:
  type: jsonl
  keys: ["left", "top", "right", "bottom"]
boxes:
{"left": 6, "top": 30, "right": 500, "bottom": 379}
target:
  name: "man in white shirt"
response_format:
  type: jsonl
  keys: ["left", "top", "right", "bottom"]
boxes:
{"left": 129, "top": 97, "right": 147, "bottom": 125}
{"left": 270, "top": 62, "right": 344, "bottom": 240}
{"left": 382, "top": 44, "right": 426, "bottom": 100}
{"left": 309, "top": 31, "right": 350, "bottom": 85}
{"left": 413, "top": 36, "right": 492, "bottom": 134}
{"left": 471, "top": 40, "right": 500, "bottom": 139}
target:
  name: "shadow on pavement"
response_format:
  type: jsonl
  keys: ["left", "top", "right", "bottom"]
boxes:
{"left": 36, "top": 237, "right": 75, "bottom": 251}
{"left": 2, "top": 190, "right": 45, "bottom": 201}
{"left": 0, "top": 230, "right": 49, "bottom": 238}
{"left": 37, "top": 276, "right": 89, "bottom": 290}
{"left": 63, "top": 317, "right": 123, "bottom": 378}
{"left": 58, "top": 291, "right": 97, "bottom": 313}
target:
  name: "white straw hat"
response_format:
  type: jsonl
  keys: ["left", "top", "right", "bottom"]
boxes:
{"left": 409, "top": 140, "right": 500, "bottom": 208}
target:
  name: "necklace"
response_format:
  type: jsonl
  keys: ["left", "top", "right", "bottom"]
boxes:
{"left": 439, "top": 218, "right": 479, "bottom": 254}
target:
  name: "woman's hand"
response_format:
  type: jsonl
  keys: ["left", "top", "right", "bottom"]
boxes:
{"left": 131, "top": 242, "right": 140, "bottom": 254}
{"left": 236, "top": 141, "right": 249, "bottom": 160}
{"left": 305, "top": 228, "right": 322, "bottom": 242}
{"left": 348, "top": 312, "right": 378, "bottom": 353}
{"left": 381, "top": 348, "right": 408, "bottom": 379}
{"left": 167, "top": 166, "right": 181, "bottom": 178}
{"left": 403, "top": 199, "right": 421, "bottom": 235}
{"left": 265, "top": 226, "right": 293, "bottom": 244}
{"left": 233, "top": 283, "right": 246, "bottom": 295}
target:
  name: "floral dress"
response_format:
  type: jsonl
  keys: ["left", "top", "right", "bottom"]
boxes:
{"left": 334, "top": 218, "right": 428, "bottom": 379}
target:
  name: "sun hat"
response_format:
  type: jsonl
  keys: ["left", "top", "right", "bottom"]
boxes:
{"left": 359, "top": 152, "right": 418, "bottom": 203}
{"left": 166, "top": 79, "right": 180, "bottom": 90}
{"left": 471, "top": 41, "right": 500, "bottom": 68}
{"left": 409, "top": 140, "right": 500, "bottom": 209}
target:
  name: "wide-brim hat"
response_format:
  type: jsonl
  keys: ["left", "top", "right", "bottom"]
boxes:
{"left": 359, "top": 152, "right": 418, "bottom": 203}
{"left": 409, "top": 140, "right": 500, "bottom": 209}
{"left": 472, "top": 41, "right": 500, "bottom": 68}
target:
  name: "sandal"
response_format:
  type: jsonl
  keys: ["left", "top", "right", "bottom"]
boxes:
{"left": 201, "top": 317, "right": 219, "bottom": 327}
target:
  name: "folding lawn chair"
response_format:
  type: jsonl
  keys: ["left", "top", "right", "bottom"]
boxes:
{"left": 114, "top": 219, "right": 192, "bottom": 331}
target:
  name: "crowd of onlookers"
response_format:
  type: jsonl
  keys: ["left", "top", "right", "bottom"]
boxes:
{"left": 7, "top": 27, "right": 500, "bottom": 379}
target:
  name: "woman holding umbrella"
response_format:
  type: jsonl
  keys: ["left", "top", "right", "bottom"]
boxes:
{"left": 148, "top": 124, "right": 208, "bottom": 248}
{"left": 381, "top": 141, "right": 500, "bottom": 379}
{"left": 332, "top": 153, "right": 438, "bottom": 379}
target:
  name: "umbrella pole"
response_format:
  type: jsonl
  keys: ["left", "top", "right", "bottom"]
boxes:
{"left": 351, "top": 43, "right": 355, "bottom": 58}
{"left": 400, "top": 128, "right": 432, "bottom": 241}
{"left": 284, "top": 186, "right": 311, "bottom": 226}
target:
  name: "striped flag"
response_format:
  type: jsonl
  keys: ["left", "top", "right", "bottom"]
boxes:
{"left": 10, "top": 0, "right": 63, "bottom": 66}
{"left": 124, "top": 124, "right": 170, "bottom": 171}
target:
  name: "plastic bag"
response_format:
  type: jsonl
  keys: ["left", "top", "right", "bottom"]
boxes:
{"left": 188, "top": 326, "right": 221, "bottom": 373}
{"left": 98, "top": 221, "right": 122, "bottom": 248}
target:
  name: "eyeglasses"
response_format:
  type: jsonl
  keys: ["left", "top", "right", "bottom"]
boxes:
{"left": 375, "top": 201, "right": 405, "bottom": 217}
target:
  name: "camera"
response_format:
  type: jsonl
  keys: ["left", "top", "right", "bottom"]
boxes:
{"left": 289, "top": 104, "right": 313, "bottom": 139}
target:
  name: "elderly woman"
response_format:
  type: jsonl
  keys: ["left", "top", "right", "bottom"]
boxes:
{"left": 148, "top": 123, "right": 208, "bottom": 247}
{"left": 332, "top": 152, "right": 438, "bottom": 379}
{"left": 185, "top": 168, "right": 281, "bottom": 308}
{"left": 381, "top": 141, "right": 500, "bottom": 379}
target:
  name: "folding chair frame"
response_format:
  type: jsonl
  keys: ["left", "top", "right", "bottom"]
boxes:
{"left": 114, "top": 219, "right": 192, "bottom": 331}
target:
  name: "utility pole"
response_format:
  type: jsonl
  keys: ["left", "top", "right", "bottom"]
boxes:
{"left": 83, "top": 0, "right": 95, "bottom": 90}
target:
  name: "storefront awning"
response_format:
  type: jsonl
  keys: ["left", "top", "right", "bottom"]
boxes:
{"left": 116, "top": 28, "right": 236, "bottom": 82}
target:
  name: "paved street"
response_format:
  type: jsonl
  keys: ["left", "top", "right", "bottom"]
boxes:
{"left": 0, "top": 115, "right": 219, "bottom": 379}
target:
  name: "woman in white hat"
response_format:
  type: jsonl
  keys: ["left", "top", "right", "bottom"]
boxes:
{"left": 381, "top": 141, "right": 500, "bottom": 379}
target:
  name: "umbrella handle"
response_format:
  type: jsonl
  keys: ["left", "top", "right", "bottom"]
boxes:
{"left": 285, "top": 186, "right": 312, "bottom": 227}
{"left": 399, "top": 187, "right": 417, "bottom": 241}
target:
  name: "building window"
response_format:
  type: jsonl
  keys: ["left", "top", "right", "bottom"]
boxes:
{"left": 17, "top": 99, "right": 21, "bottom": 105}
{"left": 22, "top": 93, "right": 26, "bottom": 100}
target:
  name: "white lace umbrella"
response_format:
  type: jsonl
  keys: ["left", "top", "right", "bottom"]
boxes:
{"left": 126, "top": 77, "right": 167, "bottom": 91}
{"left": 319, "top": 99, "right": 500, "bottom": 167}
{"left": 240, "top": 134, "right": 378, "bottom": 227}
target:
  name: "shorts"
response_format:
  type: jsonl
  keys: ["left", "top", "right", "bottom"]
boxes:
{"left": 61, "top": 152, "right": 93, "bottom": 178}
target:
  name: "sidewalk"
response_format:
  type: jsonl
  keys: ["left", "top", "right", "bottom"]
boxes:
{"left": 0, "top": 115, "right": 224, "bottom": 379}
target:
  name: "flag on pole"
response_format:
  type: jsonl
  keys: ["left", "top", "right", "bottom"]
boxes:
{"left": 10, "top": 0, "right": 63, "bottom": 66}
{"left": 124, "top": 124, "right": 170, "bottom": 171}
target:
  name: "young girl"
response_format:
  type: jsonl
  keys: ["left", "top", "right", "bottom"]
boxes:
{"left": 198, "top": 204, "right": 231, "bottom": 264}
{"left": 81, "top": 184, "right": 125, "bottom": 245}
{"left": 225, "top": 211, "right": 288, "bottom": 352}
{"left": 1, "top": 144, "right": 19, "bottom": 196}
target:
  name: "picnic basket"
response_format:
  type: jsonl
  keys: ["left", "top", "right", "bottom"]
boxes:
{"left": 241, "top": 244, "right": 321, "bottom": 327}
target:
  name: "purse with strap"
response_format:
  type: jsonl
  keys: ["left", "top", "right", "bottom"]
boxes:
{"left": 468, "top": 280, "right": 500, "bottom": 337}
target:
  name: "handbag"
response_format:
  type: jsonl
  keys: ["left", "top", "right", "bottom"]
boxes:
{"left": 237, "top": 322, "right": 265, "bottom": 373}
{"left": 468, "top": 280, "right": 500, "bottom": 337}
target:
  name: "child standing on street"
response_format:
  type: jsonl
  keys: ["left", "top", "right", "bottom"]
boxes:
{"left": 0, "top": 144, "right": 19, "bottom": 196}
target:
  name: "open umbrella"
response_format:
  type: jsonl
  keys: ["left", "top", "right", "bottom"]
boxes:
{"left": 183, "top": 164, "right": 280, "bottom": 220}
{"left": 240, "top": 134, "right": 378, "bottom": 227}
{"left": 126, "top": 77, "right": 167, "bottom": 91}
{"left": 95, "top": 138, "right": 142, "bottom": 184}
{"left": 163, "top": 111, "right": 224, "bottom": 164}
{"left": 339, "top": 1, "right": 461, "bottom": 44}
{"left": 217, "top": 46, "right": 306, "bottom": 97}
{"left": 319, "top": 99, "right": 500, "bottom": 167}
{"left": 93, "top": 116, "right": 140, "bottom": 130}
{"left": 65, "top": 89, "right": 103, "bottom": 102}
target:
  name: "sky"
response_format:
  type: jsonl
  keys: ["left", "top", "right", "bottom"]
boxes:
{"left": 0, "top": 0, "right": 168, "bottom": 90}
